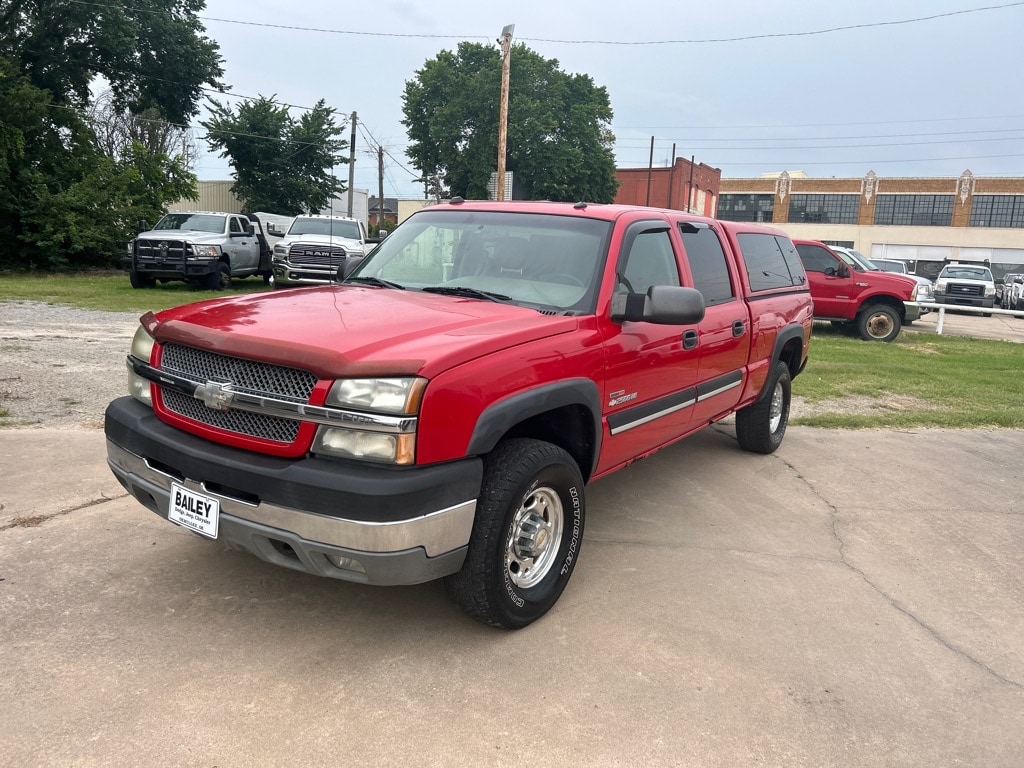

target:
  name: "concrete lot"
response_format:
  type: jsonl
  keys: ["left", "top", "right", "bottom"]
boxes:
{"left": 1, "top": 425, "right": 1022, "bottom": 767}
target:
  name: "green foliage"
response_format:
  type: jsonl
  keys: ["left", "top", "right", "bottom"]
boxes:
{"left": 202, "top": 96, "right": 347, "bottom": 215}
{"left": 0, "top": 1, "right": 220, "bottom": 270}
{"left": 402, "top": 42, "right": 619, "bottom": 203}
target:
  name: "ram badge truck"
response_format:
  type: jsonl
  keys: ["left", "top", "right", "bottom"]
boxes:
{"left": 105, "top": 200, "right": 812, "bottom": 629}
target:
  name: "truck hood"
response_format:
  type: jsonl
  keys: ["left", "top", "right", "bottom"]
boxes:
{"left": 861, "top": 270, "right": 919, "bottom": 298}
{"left": 145, "top": 286, "right": 579, "bottom": 380}
{"left": 137, "top": 229, "right": 226, "bottom": 244}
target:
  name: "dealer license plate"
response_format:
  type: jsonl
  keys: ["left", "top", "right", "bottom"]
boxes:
{"left": 169, "top": 483, "right": 220, "bottom": 539}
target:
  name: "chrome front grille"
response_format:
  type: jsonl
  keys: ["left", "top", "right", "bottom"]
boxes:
{"left": 159, "top": 344, "right": 318, "bottom": 443}
{"left": 135, "top": 239, "right": 187, "bottom": 265}
{"left": 287, "top": 243, "right": 348, "bottom": 268}
{"left": 161, "top": 344, "right": 317, "bottom": 400}
{"left": 948, "top": 283, "right": 983, "bottom": 297}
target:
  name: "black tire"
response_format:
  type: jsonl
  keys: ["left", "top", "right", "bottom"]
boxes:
{"left": 735, "top": 361, "right": 791, "bottom": 455}
{"left": 205, "top": 261, "right": 231, "bottom": 290}
{"left": 857, "top": 304, "right": 901, "bottom": 342}
{"left": 445, "top": 438, "right": 585, "bottom": 629}
{"left": 128, "top": 270, "right": 155, "bottom": 289}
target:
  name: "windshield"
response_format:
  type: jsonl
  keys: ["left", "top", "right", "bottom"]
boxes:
{"left": 347, "top": 209, "right": 612, "bottom": 313}
{"left": 939, "top": 266, "right": 994, "bottom": 281}
{"left": 288, "top": 218, "right": 362, "bottom": 239}
{"left": 873, "top": 259, "right": 908, "bottom": 273}
{"left": 153, "top": 213, "right": 226, "bottom": 233}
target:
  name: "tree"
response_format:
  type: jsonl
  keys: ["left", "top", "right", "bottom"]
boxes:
{"left": 202, "top": 96, "right": 348, "bottom": 215}
{"left": 0, "top": 1, "right": 222, "bottom": 269}
{"left": 88, "top": 90, "right": 200, "bottom": 171}
{"left": 402, "top": 42, "right": 619, "bottom": 203}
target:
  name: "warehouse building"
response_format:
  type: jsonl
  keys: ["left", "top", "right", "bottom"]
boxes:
{"left": 717, "top": 170, "right": 1024, "bottom": 279}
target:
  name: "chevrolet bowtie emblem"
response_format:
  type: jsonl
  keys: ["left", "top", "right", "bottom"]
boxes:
{"left": 196, "top": 380, "right": 234, "bottom": 411}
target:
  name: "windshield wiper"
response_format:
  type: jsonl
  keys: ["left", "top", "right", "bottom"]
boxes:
{"left": 344, "top": 276, "right": 405, "bottom": 289}
{"left": 420, "top": 286, "right": 512, "bottom": 302}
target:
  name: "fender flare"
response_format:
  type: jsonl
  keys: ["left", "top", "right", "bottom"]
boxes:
{"left": 765, "top": 324, "right": 807, "bottom": 393}
{"left": 466, "top": 378, "right": 603, "bottom": 477}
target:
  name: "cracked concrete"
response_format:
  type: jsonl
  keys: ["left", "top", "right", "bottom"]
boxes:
{"left": 2, "top": 425, "right": 1023, "bottom": 766}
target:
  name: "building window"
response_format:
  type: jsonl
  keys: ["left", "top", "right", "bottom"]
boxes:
{"left": 717, "top": 194, "right": 774, "bottom": 222}
{"left": 970, "top": 195, "right": 1024, "bottom": 228}
{"left": 874, "top": 195, "right": 954, "bottom": 226}
{"left": 788, "top": 194, "right": 859, "bottom": 224}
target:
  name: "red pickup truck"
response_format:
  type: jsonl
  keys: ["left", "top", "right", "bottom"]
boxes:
{"left": 793, "top": 239, "right": 922, "bottom": 342}
{"left": 105, "top": 200, "right": 812, "bottom": 628}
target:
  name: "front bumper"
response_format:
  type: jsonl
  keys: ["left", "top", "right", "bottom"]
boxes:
{"left": 104, "top": 397, "right": 480, "bottom": 585}
{"left": 128, "top": 257, "right": 220, "bottom": 280}
{"left": 934, "top": 292, "right": 995, "bottom": 309}
{"left": 271, "top": 261, "right": 344, "bottom": 287}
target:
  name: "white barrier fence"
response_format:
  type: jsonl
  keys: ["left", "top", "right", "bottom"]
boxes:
{"left": 906, "top": 302, "right": 1024, "bottom": 334}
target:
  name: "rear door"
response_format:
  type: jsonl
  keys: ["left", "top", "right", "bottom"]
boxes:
{"left": 679, "top": 221, "right": 749, "bottom": 424}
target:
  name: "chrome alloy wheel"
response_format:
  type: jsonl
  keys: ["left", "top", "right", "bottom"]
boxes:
{"left": 768, "top": 380, "right": 785, "bottom": 434}
{"left": 505, "top": 486, "right": 564, "bottom": 589}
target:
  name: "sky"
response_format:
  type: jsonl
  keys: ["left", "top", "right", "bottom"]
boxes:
{"left": 192, "top": 0, "right": 1024, "bottom": 198}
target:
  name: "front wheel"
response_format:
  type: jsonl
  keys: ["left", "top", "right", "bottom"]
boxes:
{"left": 445, "top": 439, "right": 585, "bottom": 629}
{"left": 857, "top": 304, "right": 901, "bottom": 342}
{"left": 128, "top": 270, "right": 154, "bottom": 289}
{"left": 205, "top": 261, "right": 231, "bottom": 290}
{"left": 735, "top": 361, "right": 791, "bottom": 454}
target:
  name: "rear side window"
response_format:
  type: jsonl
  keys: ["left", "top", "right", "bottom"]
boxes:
{"left": 796, "top": 242, "right": 839, "bottom": 273}
{"left": 737, "top": 233, "right": 805, "bottom": 291}
{"left": 680, "top": 225, "right": 734, "bottom": 305}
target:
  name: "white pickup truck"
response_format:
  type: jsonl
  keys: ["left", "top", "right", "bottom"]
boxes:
{"left": 125, "top": 211, "right": 272, "bottom": 290}
{"left": 271, "top": 214, "right": 371, "bottom": 288}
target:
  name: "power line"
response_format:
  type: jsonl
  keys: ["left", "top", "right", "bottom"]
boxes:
{"left": 66, "top": 0, "right": 1024, "bottom": 46}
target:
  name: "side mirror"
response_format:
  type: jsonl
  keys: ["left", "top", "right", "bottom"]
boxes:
{"left": 247, "top": 223, "right": 255, "bottom": 236}
{"left": 337, "top": 255, "right": 366, "bottom": 281}
{"left": 836, "top": 263, "right": 850, "bottom": 278}
{"left": 137, "top": 220, "right": 149, "bottom": 233}
{"left": 611, "top": 285, "right": 705, "bottom": 324}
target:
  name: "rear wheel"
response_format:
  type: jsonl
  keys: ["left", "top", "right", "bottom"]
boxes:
{"left": 736, "top": 361, "right": 791, "bottom": 455}
{"left": 445, "top": 439, "right": 585, "bottom": 629}
{"left": 857, "top": 304, "right": 901, "bottom": 342}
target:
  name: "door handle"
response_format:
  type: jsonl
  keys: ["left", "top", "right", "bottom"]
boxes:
{"left": 682, "top": 329, "right": 698, "bottom": 350}
{"left": 733, "top": 319, "right": 745, "bottom": 337}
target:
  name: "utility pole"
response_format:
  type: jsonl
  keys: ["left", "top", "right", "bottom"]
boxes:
{"left": 347, "top": 111, "right": 357, "bottom": 217}
{"left": 495, "top": 24, "right": 514, "bottom": 201}
{"left": 378, "top": 145, "right": 385, "bottom": 233}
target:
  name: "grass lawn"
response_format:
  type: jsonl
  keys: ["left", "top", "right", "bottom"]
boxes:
{"left": 1, "top": 272, "right": 1021, "bottom": 430}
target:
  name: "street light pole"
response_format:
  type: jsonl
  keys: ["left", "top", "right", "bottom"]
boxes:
{"left": 496, "top": 24, "right": 514, "bottom": 201}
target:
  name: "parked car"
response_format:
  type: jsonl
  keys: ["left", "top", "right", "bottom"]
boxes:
{"left": 933, "top": 263, "right": 997, "bottom": 316}
{"left": 1003, "top": 273, "right": 1024, "bottom": 312}
{"left": 848, "top": 252, "right": 934, "bottom": 309}
{"left": 272, "top": 215, "right": 371, "bottom": 288}
{"left": 795, "top": 241, "right": 922, "bottom": 341}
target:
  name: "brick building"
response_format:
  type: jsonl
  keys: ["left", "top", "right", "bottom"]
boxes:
{"left": 614, "top": 157, "right": 722, "bottom": 216}
{"left": 718, "top": 170, "right": 1024, "bottom": 279}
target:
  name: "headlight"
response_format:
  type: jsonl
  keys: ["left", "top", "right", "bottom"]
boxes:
{"left": 910, "top": 285, "right": 919, "bottom": 301}
{"left": 313, "top": 429, "right": 416, "bottom": 464}
{"left": 325, "top": 378, "right": 425, "bottom": 415}
{"left": 313, "top": 377, "right": 426, "bottom": 464}
{"left": 188, "top": 244, "right": 221, "bottom": 259}
{"left": 935, "top": 279, "right": 947, "bottom": 292}
{"left": 984, "top": 284, "right": 996, "bottom": 297}
{"left": 127, "top": 325, "right": 155, "bottom": 406}
{"left": 274, "top": 243, "right": 287, "bottom": 257}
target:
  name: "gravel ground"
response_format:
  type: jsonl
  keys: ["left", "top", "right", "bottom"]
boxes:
{"left": 0, "top": 301, "right": 140, "bottom": 428}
